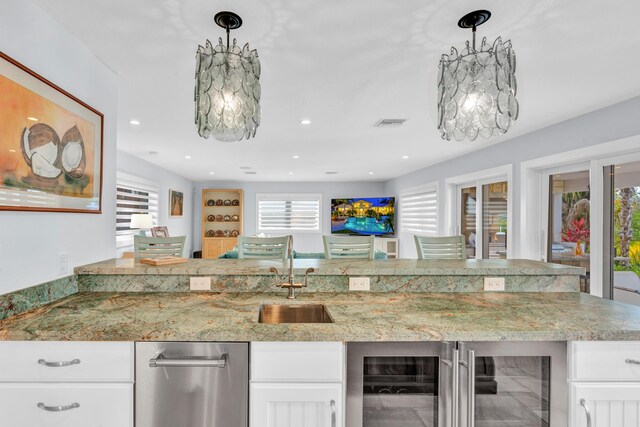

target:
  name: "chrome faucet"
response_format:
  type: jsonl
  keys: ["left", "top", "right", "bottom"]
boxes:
{"left": 269, "top": 235, "right": 314, "bottom": 299}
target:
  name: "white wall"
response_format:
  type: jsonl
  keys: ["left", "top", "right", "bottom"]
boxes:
{"left": 386, "top": 95, "right": 640, "bottom": 258}
{"left": 193, "top": 181, "right": 387, "bottom": 253}
{"left": 0, "top": 0, "right": 118, "bottom": 294}
{"left": 117, "top": 150, "right": 194, "bottom": 255}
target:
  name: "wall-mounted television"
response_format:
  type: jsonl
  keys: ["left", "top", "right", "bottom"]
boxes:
{"left": 330, "top": 197, "right": 395, "bottom": 237}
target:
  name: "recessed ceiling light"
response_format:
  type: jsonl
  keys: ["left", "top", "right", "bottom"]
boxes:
{"left": 148, "top": 151, "right": 158, "bottom": 155}
{"left": 239, "top": 166, "right": 252, "bottom": 170}
{"left": 402, "top": 155, "right": 409, "bottom": 159}
{"left": 209, "top": 172, "right": 215, "bottom": 175}
{"left": 300, "top": 119, "right": 311, "bottom": 125}
{"left": 325, "top": 171, "right": 338, "bottom": 175}
{"left": 129, "top": 119, "right": 140, "bottom": 125}
{"left": 369, "top": 172, "right": 374, "bottom": 175}
{"left": 288, "top": 172, "right": 294, "bottom": 175}
{"left": 292, "top": 155, "right": 300, "bottom": 159}
{"left": 245, "top": 171, "right": 257, "bottom": 175}
{"left": 27, "top": 117, "right": 39, "bottom": 122}
{"left": 615, "top": 166, "right": 622, "bottom": 169}
{"left": 8, "top": 149, "right": 16, "bottom": 153}
{"left": 185, "top": 155, "right": 191, "bottom": 159}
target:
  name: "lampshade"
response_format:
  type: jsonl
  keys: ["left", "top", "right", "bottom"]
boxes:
{"left": 437, "top": 10, "right": 518, "bottom": 142}
{"left": 130, "top": 213, "right": 153, "bottom": 230}
{"left": 195, "top": 11, "right": 261, "bottom": 142}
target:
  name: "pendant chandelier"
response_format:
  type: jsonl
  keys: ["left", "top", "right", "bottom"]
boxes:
{"left": 437, "top": 10, "right": 518, "bottom": 142}
{"left": 195, "top": 11, "right": 261, "bottom": 141}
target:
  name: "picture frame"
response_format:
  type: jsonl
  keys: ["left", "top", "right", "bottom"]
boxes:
{"left": 169, "top": 189, "right": 184, "bottom": 217}
{"left": 0, "top": 51, "right": 104, "bottom": 213}
{"left": 151, "top": 226, "right": 169, "bottom": 238}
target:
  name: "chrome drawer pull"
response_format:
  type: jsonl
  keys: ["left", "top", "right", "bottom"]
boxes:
{"left": 38, "top": 402, "right": 80, "bottom": 412}
{"left": 38, "top": 358, "right": 80, "bottom": 367}
{"left": 330, "top": 399, "right": 336, "bottom": 427}
{"left": 149, "top": 353, "right": 227, "bottom": 368}
{"left": 626, "top": 358, "right": 640, "bottom": 365}
{"left": 580, "top": 399, "right": 592, "bottom": 427}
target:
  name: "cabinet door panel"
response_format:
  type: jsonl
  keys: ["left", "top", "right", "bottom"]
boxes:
{"left": 251, "top": 383, "right": 342, "bottom": 427}
{"left": 570, "top": 382, "right": 640, "bottom": 427}
{"left": 0, "top": 383, "right": 133, "bottom": 427}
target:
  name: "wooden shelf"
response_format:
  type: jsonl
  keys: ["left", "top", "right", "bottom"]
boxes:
{"left": 201, "top": 189, "right": 243, "bottom": 258}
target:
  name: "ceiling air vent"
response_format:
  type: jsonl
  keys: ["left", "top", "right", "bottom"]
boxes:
{"left": 374, "top": 119, "right": 407, "bottom": 128}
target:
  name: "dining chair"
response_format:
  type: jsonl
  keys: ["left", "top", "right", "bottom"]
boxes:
{"left": 323, "top": 235, "right": 375, "bottom": 259}
{"left": 134, "top": 235, "right": 186, "bottom": 258}
{"left": 237, "top": 236, "right": 290, "bottom": 260}
{"left": 414, "top": 235, "right": 466, "bottom": 260}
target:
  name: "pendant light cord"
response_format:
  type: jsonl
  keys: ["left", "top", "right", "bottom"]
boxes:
{"left": 472, "top": 24, "right": 476, "bottom": 51}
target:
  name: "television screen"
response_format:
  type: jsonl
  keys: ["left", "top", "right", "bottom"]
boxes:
{"left": 331, "top": 197, "right": 395, "bottom": 236}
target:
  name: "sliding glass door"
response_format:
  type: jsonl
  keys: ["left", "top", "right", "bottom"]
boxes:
{"left": 459, "top": 181, "right": 508, "bottom": 259}
{"left": 547, "top": 171, "right": 591, "bottom": 292}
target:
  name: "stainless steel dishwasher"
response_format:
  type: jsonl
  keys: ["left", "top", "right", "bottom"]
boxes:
{"left": 136, "top": 342, "right": 248, "bottom": 427}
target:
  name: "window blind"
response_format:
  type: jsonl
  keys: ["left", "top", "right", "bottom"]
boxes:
{"left": 116, "top": 173, "right": 159, "bottom": 247}
{"left": 400, "top": 187, "right": 438, "bottom": 235}
{"left": 257, "top": 194, "right": 321, "bottom": 232}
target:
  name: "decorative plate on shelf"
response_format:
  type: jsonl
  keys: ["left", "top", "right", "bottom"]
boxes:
{"left": 231, "top": 214, "right": 239, "bottom": 221}
{"left": 206, "top": 230, "right": 214, "bottom": 237}
{"left": 215, "top": 214, "right": 223, "bottom": 222}
{"left": 231, "top": 230, "right": 239, "bottom": 237}
{"left": 207, "top": 214, "right": 215, "bottom": 222}
{"left": 232, "top": 199, "right": 240, "bottom": 206}
{"left": 224, "top": 215, "right": 231, "bottom": 222}
{"left": 216, "top": 199, "right": 223, "bottom": 206}
{"left": 223, "top": 229, "right": 231, "bottom": 237}
{"left": 207, "top": 199, "right": 214, "bottom": 206}
{"left": 214, "top": 230, "right": 224, "bottom": 237}
{"left": 224, "top": 199, "right": 231, "bottom": 206}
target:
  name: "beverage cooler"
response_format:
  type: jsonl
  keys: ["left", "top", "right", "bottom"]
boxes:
{"left": 346, "top": 341, "right": 567, "bottom": 427}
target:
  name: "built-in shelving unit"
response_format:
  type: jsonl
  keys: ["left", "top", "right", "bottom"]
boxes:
{"left": 202, "top": 189, "right": 243, "bottom": 259}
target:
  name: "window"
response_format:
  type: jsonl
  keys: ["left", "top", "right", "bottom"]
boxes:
{"left": 256, "top": 193, "right": 321, "bottom": 233}
{"left": 116, "top": 173, "right": 159, "bottom": 248}
{"left": 400, "top": 185, "right": 438, "bottom": 236}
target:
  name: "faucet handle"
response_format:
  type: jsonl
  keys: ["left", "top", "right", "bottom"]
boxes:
{"left": 303, "top": 267, "right": 314, "bottom": 287}
{"left": 269, "top": 267, "right": 280, "bottom": 288}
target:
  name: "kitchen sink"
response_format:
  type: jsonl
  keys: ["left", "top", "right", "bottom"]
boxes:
{"left": 258, "top": 304, "right": 334, "bottom": 324}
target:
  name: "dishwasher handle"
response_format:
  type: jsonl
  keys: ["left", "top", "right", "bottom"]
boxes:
{"left": 149, "top": 353, "right": 228, "bottom": 368}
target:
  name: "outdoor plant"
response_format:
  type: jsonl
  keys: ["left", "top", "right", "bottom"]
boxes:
{"left": 562, "top": 217, "right": 590, "bottom": 245}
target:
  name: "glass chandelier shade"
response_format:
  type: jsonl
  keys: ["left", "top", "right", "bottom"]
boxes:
{"left": 195, "top": 14, "right": 261, "bottom": 142}
{"left": 437, "top": 14, "right": 518, "bottom": 142}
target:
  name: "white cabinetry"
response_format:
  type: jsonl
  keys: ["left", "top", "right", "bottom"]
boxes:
{"left": 0, "top": 341, "right": 134, "bottom": 427}
{"left": 374, "top": 237, "right": 398, "bottom": 259}
{"left": 569, "top": 341, "right": 640, "bottom": 427}
{"left": 251, "top": 342, "right": 344, "bottom": 427}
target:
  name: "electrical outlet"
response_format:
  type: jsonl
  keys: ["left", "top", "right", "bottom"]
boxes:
{"left": 58, "top": 252, "right": 69, "bottom": 275}
{"left": 484, "top": 277, "right": 505, "bottom": 291}
{"left": 190, "top": 276, "right": 211, "bottom": 291}
{"left": 349, "top": 277, "right": 371, "bottom": 291}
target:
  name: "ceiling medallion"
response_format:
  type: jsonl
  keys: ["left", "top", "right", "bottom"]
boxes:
{"left": 195, "top": 11, "right": 261, "bottom": 142}
{"left": 437, "top": 10, "right": 518, "bottom": 142}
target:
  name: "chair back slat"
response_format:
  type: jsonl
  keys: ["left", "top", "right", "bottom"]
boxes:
{"left": 134, "top": 235, "right": 186, "bottom": 258}
{"left": 414, "top": 235, "right": 466, "bottom": 260}
{"left": 323, "top": 235, "right": 375, "bottom": 259}
{"left": 237, "top": 236, "right": 290, "bottom": 260}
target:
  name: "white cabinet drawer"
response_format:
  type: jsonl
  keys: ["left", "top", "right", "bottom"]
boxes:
{"left": 570, "top": 341, "right": 640, "bottom": 381}
{"left": 0, "top": 341, "right": 134, "bottom": 383}
{"left": 251, "top": 342, "right": 343, "bottom": 382}
{"left": 0, "top": 383, "right": 133, "bottom": 427}
{"left": 251, "top": 382, "right": 342, "bottom": 427}
{"left": 570, "top": 382, "right": 640, "bottom": 427}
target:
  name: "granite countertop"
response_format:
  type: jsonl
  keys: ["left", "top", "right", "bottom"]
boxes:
{"left": 1, "top": 291, "right": 639, "bottom": 342}
{"left": 75, "top": 258, "right": 585, "bottom": 276}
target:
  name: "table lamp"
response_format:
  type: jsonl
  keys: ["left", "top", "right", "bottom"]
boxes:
{"left": 130, "top": 213, "right": 153, "bottom": 236}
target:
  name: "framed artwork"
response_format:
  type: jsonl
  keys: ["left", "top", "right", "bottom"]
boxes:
{"left": 151, "top": 226, "right": 169, "bottom": 238}
{"left": 0, "top": 51, "right": 104, "bottom": 213}
{"left": 170, "top": 189, "right": 184, "bottom": 217}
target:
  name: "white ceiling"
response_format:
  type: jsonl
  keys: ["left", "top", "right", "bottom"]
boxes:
{"left": 33, "top": 0, "right": 640, "bottom": 182}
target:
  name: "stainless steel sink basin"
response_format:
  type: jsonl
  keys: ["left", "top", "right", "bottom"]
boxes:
{"left": 258, "top": 304, "right": 334, "bottom": 324}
